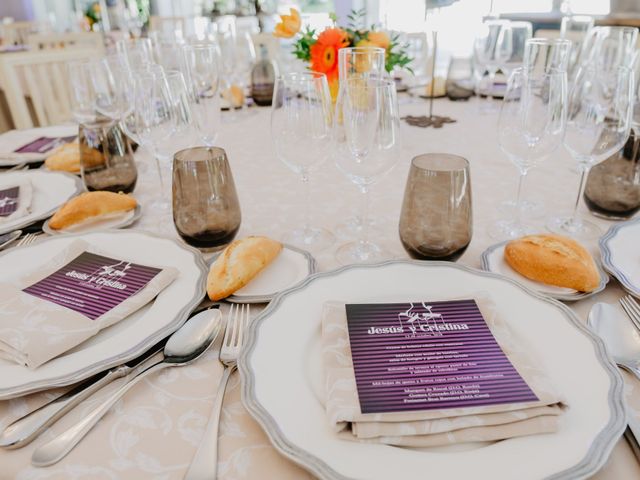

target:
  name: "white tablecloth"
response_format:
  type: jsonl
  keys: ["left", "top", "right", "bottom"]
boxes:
{"left": 1, "top": 96, "right": 639, "bottom": 479}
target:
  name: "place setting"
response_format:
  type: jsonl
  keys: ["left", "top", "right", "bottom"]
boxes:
{"left": 2, "top": 3, "right": 640, "bottom": 480}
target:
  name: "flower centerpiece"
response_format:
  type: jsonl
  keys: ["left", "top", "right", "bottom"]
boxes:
{"left": 273, "top": 8, "right": 412, "bottom": 100}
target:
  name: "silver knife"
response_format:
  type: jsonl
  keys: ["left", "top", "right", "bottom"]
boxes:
{"left": 0, "top": 304, "right": 219, "bottom": 449}
{"left": 0, "top": 340, "right": 166, "bottom": 449}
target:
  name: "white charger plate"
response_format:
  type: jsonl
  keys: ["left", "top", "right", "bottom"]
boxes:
{"left": 481, "top": 241, "right": 609, "bottom": 301}
{"left": 42, "top": 205, "right": 142, "bottom": 235}
{"left": 600, "top": 217, "right": 640, "bottom": 298}
{"left": 208, "top": 244, "right": 316, "bottom": 303}
{"left": 0, "top": 170, "right": 83, "bottom": 235}
{"left": 0, "top": 230, "right": 207, "bottom": 399}
{"left": 240, "top": 261, "right": 624, "bottom": 480}
{"left": 0, "top": 125, "right": 77, "bottom": 166}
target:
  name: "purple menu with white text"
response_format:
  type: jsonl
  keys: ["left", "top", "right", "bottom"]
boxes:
{"left": 345, "top": 299, "right": 538, "bottom": 414}
{"left": 0, "top": 186, "right": 19, "bottom": 217}
{"left": 23, "top": 252, "right": 162, "bottom": 320}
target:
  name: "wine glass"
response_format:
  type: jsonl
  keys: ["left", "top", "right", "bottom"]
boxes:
{"left": 473, "top": 19, "right": 512, "bottom": 113}
{"left": 68, "top": 59, "right": 119, "bottom": 127}
{"left": 491, "top": 68, "right": 568, "bottom": 239}
{"left": 132, "top": 67, "right": 177, "bottom": 210}
{"left": 561, "top": 15, "right": 594, "bottom": 77}
{"left": 547, "top": 65, "right": 635, "bottom": 238}
{"left": 334, "top": 77, "right": 401, "bottom": 264}
{"left": 501, "top": 22, "right": 532, "bottom": 77}
{"left": 115, "top": 38, "right": 154, "bottom": 67}
{"left": 182, "top": 44, "right": 222, "bottom": 146}
{"left": 522, "top": 38, "right": 572, "bottom": 76}
{"left": 271, "top": 72, "right": 335, "bottom": 250}
{"left": 235, "top": 31, "right": 256, "bottom": 101}
{"left": 335, "top": 47, "right": 387, "bottom": 239}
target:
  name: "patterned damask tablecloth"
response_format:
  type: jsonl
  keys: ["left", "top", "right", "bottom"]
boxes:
{"left": 1, "top": 97, "right": 640, "bottom": 479}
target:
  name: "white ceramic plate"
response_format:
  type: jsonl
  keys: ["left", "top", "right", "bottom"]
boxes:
{"left": 481, "top": 241, "right": 609, "bottom": 301}
{"left": 0, "top": 125, "right": 77, "bottom": 166}
{"left": 0, "top": 170, "right": 83, "bottom": 235}
{"left": 0, "top": 230, "right": 207, "bottom": 399}
{"left": 208, "top": 244, "right": 316, "bottom": 303}
{"left": 42, "top": 205, "right": 142, "bottom": 235}
{"left": 600, "top": 217, "right": 640, "bottom": 298}
{"left": 240, "top": 261, "right": 624, "bottom": 480}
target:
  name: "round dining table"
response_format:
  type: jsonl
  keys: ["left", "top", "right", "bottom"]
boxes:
{"left": 0, "top": 95, "right": 639, "bottom": 479}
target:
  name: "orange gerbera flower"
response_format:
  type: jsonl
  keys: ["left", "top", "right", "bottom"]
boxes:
{"left": 310, "top": 28, "right": 349, "bottom": 83}
{"left": 273, "top": 8, "right": 301, "bottom": 38}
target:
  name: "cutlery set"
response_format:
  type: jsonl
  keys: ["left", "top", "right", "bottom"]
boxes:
{"left": 0, "top": 303, "right": 249, "bottom": 477}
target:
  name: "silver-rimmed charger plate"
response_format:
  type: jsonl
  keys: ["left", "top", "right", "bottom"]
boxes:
{"left": 207, "top": 243, "right": 316, "bottom": 303}
{"left": 0, "top": 170, "right": 83, "bottom": 235}
{"left": 600, "top": 217, "right": 640, "bottom": 298}
{"left": 42, "top": 204, "right": 142, "bottom": 235}
{"left": 480, "top": 241, "right": 609, "bottom": 301}
{"left": 0, "top": 229, "right": 207, "bottom": 399}
{"left": 240, "top": 260, "right": 624, "bottom": 480}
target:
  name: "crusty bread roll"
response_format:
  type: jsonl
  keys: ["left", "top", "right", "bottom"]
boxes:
{"left": 504, "top": 234, "right": 600, "bottom": 292}
{"left": 44, "top": 142, "right": 81, "bottom": 173}
{"left": 207, "top": 236, "right": 282, "bottom": 300}
{"left": 49, "top": 191, "right": 137, "bottom": 230}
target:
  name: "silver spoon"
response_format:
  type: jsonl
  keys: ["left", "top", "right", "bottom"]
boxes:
{"left": 588, "top": 302, "right": 640, "bottom": 461}
{"left": 31, "top": 308, "right": 223, "bottom": 467}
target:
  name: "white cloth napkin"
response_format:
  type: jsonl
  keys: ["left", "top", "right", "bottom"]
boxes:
{"left": 0, "top": 178, "right": 32, "bottom": 224}
{"left": 322, "top": 295, "right": 566, "bottom": 447}
{"left": 0, "top": 240, "right": 179, "bottom": 368}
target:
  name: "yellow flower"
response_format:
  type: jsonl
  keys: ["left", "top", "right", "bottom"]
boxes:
{"left": 368, "top": 31, "right": 390, "bottom": 50}
{"left": 274, "top": 8, "right": 301, "bottom": 39}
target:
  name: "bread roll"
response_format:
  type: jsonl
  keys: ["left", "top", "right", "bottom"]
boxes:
{"left": 44, "top": 142, "right": 81, "bottom": 173}
{"left": 504, "top": 234, "right": 599, "bottom": 292}
{"left": 207, "top": 236, "right": 282, "bottom": 300}
{"left": 49, "top": 191, "right": 137, "bottom": 230}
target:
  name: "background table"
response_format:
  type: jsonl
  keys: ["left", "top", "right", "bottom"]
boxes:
{"left": 1, "top": 96, "right": 639, "bottom": 479}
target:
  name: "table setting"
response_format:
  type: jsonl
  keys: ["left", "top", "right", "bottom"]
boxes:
{"left": 1, "top": 10, "right": 640, "bottom": 480}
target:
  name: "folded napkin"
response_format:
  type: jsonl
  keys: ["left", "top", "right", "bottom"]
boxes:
{"left": 0, "top": 240, "right": 178, "bottom": 368}
{"left": 322, "top": 295, "right": 566, "bottom": 447}
{"left": 0, "top": 178, "right": 32, "bottom": 224}
{"left": 0, "top": 134, "right": 76, "bottom": 162}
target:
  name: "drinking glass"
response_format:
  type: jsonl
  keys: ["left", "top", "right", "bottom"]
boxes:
{"left": 399, "top": 154, "right": 472, "bottom": 261}
{"left": 492, "top": 68, "right": 568, "bottom": 239}
{"left": 523, "top": 38, "right": 572, "bottom": 75}
{"left": 78, "top": 121, "right": 138, "bottom": 193}
{"left": 68, "top": 59, "right": 119, "bottom": 126}
{"left": 335, "top": 46, "right": 387, "bottom": 238}
{"left": 235, "top": 31, "right": 256, "bottom": 95}
{"left": 561, "top": 15, "right": 594, "bottom": 76}
{"left": 473, "top": 20, "right": 512, "bottom": 112}
{"left": 116, "top": 38, "right": 154, "bottom": 67}
{"left": 501, "top": 22, "right": 532, "bottom": 77}
{"left": 548, "top": 65, "right": 634, "bottom": 238}
{"left": 173, "top": 146, "right": 241, "bottom": 250}
{"left": 334, "top": 77, "right": 401, "bottom": 264}
{"left": 182, "top": 44, "right": 222, "bottom": 146}
{"left": 271, "top": 72, "right": 335, "bottom": 250}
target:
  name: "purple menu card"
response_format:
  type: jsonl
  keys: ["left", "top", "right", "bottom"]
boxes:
{"left": 14, "top": 135, "right": 76, "bottom": 154}
{"left": 345, "top": 299, "right": 538, "bottom": 414}
{"left": 23, "top": 251, "right": 162, "bottom": 320}
{"left": 0, "top": 186, "right": 19, "bottom": 217}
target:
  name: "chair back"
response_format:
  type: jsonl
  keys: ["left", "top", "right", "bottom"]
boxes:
{"left": 26, "top": 32, "right": 105, "bottom": 52}
{"left": 0, "top": 48, "right": 97, "bottom": 129}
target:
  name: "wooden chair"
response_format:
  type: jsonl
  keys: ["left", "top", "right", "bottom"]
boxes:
{"left": 0, "top": 48, "right": 97, "bottom": 129}
{"left": 26, "top": 32, "right": 105, "bottom": 52}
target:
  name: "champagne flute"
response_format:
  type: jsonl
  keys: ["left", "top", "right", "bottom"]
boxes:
{"left": 334, "top": 77, "right": 401, "bottom": 264}
{"left": 271, "top": 72, "right": 335, "bottom": 250}
{"left": 491, "top": 68, "right": 568, "bottom": 239}
{"left": 183, "top": 44, "right": 222, "bottom": 146}
{"left": 335, "top": 46, "right": 387, "bottom": 238}
{"left": 547, "top": 65, "right": 634, "bottom": 238}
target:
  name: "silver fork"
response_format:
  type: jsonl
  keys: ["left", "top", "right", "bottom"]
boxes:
{"left": 184, "top": 304, "right": 250, "bottom": 480}
{"left": 15, "top": 232, "right": 41, "bottom": 248}
{"left": 620, "top": 295, "right": 640, "bottom": 332}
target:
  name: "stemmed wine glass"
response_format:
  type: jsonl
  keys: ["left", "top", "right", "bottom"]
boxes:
{"left": 547, "top": 65, "right": 635, "bottom": 238}
{"left": 491, "top": 67, "right": 568, "bottom": 239}
{"left": 560, "top": 15, "right": 594, "bottom": 77}
{"left": 334, "top": 77, "right": 401, "bottom": 264}
{"left": 474, "top": 19, "right": 512, "bottom": 113}
{"left": 500, "top": 22, "right": 532, "bottom": 78}
{"left": 271, "top": 72, "right": 335, "bottom": 250}
{"left": 182, "top": 44, "right": 222, "bottom": 146}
